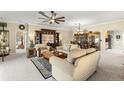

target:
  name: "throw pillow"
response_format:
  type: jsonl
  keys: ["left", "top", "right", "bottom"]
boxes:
{"left": 63, "top": 44, "right": 71, "bottom": 52}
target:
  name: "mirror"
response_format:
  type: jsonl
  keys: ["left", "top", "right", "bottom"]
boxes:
{"left": 16, "top": 31, "right": 24, "bottom": 49}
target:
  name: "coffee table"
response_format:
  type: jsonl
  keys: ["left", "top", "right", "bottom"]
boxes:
{"left": 42, "top": 50, "right": 67, "bottom": 60}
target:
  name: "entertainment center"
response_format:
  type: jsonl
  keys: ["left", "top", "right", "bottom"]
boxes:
{"left": 35, "top": 29, "right": 59, "bottom": 48}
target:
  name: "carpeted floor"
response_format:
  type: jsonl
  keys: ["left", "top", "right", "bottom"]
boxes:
{"left": 0, "top": 49, "right": 123, "bottom": 81}
{"left": 88, "top": 49, "right": 124, "bottom": 81}
{"left": 0, "top": 53, "right": 54, "bottom": 81}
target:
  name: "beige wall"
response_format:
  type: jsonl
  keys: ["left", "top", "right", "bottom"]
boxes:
{"left": 28, "top": 24, "right": 73, "bottom": 45}
{"left": 5, "top": 20, "right": 124, "bottom": 53}
{"left": 3, "top": 22, "right": 73, "bottom": 53}
{"left": 4, "top": 22, "right": 28, "bottom": 53}
{"left": 78, "top": 20, "right": 124, "bottom": 51}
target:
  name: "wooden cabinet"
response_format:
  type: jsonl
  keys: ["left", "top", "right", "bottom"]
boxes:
{"left": 35, "top": 32, "right": 42, "bottom": 44}
{"left": 72, "top": 31, "right": 100, "bottom": 50}
{"left": 35, "top": 29, "right": 59, "bottom": 48}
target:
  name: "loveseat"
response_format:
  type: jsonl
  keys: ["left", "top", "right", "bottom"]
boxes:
{"left": 50, "top": 48, "right": 100, "bottom": 81}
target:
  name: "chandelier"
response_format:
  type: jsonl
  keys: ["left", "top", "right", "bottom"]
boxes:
{"left": 74, "top": 23, "right": 84, "bottom": 34}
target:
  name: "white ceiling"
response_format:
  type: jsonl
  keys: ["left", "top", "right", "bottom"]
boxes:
{"left": 1, "top": 11, "right": 124, "bottom": 28}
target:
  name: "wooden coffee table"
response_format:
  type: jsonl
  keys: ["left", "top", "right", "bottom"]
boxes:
{"left": 42, "top": 50, "right": 67, "bottom": 60}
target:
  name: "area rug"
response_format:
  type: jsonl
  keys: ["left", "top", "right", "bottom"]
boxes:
{"left": 31, "top": 57, "right": 52, "bottom": 79}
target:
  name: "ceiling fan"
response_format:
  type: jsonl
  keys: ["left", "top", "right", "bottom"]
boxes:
{"left": 38, "top": 11, "right": 65, "bottom": 24}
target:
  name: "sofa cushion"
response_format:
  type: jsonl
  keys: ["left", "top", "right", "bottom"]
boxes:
{"left": 67, "top": 49, "right": 86, "bottom": 64}
{"left": 86, "top": 48, "right": 96, "bottom": 54}
{"left": 70, "top": 44, "right": 78, "bottom": 50}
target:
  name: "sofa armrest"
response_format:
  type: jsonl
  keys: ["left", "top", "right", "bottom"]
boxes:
{"left": 50, "top": 56, "right": 74, "bottom": 80}
{"left": 56, "top": 46, "right": 63, "bottom": 50}
{"left": 73, "top": 51, "right": 100, "bottom": 80}
{"left": 50, "top": 56, "right": 74, "bottom": 70}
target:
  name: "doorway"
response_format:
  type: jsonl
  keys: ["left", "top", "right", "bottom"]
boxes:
{"left": 107, "top": 30, "right": 124, "bottom": 49}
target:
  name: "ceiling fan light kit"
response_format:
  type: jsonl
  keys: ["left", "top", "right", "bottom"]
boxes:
{"left": 50, "top": 19, "right": 55, "bottom": 23}
{"left": 38, "top": 11, "right": 65, "bottom": 24}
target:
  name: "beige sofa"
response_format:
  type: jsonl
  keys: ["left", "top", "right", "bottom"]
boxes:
{"left": 35, "top": 44, "right": 50, "bottom": 57}
{"left": 56, "top": 44, "right": 79, "bottom": 54}
{"left": 50, "top": 48, "right": 100, "bottom": 81}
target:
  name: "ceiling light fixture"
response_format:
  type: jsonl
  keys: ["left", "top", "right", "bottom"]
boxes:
{"left": 75, "top": 23, "right": 84, "bottom": 34}
{"left": 50, "top": 19, "right": 55, "bottom": 23}
{"left": 38, "top": 11, "right": 65, "bottom": 24}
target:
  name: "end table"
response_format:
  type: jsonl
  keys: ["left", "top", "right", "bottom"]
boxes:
{"left": 26, "top": 48, "right": 36, "bottom": 58}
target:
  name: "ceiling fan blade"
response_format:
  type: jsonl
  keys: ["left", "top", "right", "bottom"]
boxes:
{"left": 38, "top": 11, "right": 64, "bottom": 24}
{"left": 53, "top": 13, "right": 57, "bottom": 18}
{"left": 38, "top": 17, "right": 46, "bottom": 19}
{"left": 55, "top": 19, "right": 65, "bottom": 22}
{"left": 38, "top": 11, "right": 50, "bottom": 19}
{"left": 55, "top": 21, "right": 60, "bottom": 24}
{"left": 42, "top": 20, "right": 49, "bottom": 23}
{"left": 55, "top": 16, "right": 65, "bottom": 20}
